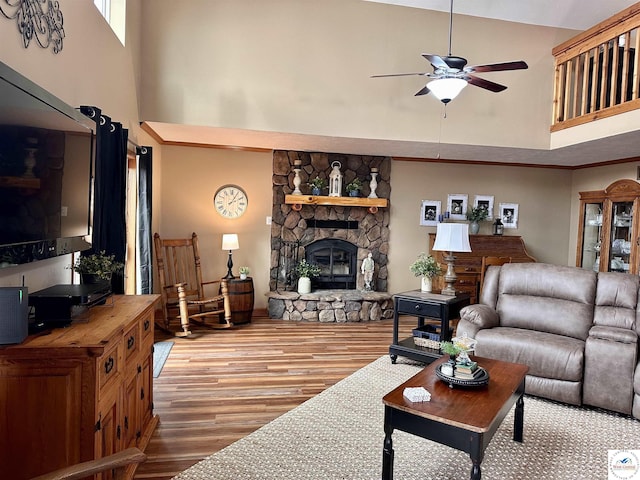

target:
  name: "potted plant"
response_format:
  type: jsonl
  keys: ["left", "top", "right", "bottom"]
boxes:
{"left": 345, "top": 178, "right": 363, "bottom": 197}
{"left": 72, "top": 250, "right": 124, "bottom": 284}
{"left": 466, "top": 206, "right": 489, "bottom": 234}
{"left": 295, "top": 259, "right": 322, "bottom": 294}
{"left": 409, "top": 253, "right": 441, "bottom": 292}
{"left": 440, "top": 341, "right": 462, "bottom": 373}
{"left": 239, "top": 266, "right": 250, "bottom": 280}
{"left": 308, "top": 176, "right": 326, "bottom": 196}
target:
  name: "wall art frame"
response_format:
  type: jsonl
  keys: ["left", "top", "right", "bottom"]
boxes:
{"left": 447, "top": 194, "right": 468, "bottom": 220}
{"left": 420, "top": 200, "right": 441, "bottom": 226}
{"left": 499, "top": 202, "right": 519, "bottom": 229}
{"left": 473, "top": 195, "right": 494, "bottom": 220}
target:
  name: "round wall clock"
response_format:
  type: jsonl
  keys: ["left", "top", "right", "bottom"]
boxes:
{"left": 214, "top": 184, "right": 248, "bottom": 219}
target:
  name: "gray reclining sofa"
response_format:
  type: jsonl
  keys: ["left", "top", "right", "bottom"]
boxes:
{"left": 457, "top": 262, "right": 640, "bottom": 419}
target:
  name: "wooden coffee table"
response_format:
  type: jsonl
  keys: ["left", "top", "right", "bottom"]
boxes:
{"left": 382, "top": 356, "right": 529, "bottom": 480}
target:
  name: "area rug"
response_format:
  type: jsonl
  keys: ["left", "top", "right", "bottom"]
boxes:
{"left": 153, "top": 341, "right": 174, "bottom": 378}
{"left": 172, "top": 356, "right": 640, "bottom": 480}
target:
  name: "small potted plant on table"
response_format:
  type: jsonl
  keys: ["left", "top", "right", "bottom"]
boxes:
{"left": 239, "top": 266, "right": 250, "bottom": 280}
{"left": 409, "top": 253, "right": 441, "bottom": 292}
{"left": 72, "top": 250, "right": 124, "bottom": 284}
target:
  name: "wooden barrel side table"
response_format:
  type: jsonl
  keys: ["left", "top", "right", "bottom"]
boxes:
{"left": 224, "top": 277, "right": 254, "bottom": 324}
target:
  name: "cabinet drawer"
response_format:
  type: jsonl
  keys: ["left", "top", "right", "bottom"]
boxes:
{"left": 396, "top": 299, "right": 441, "bottom": 318}
{"left": 98, "top": 342, "right": 120, "bottom": 392}
{"left": 140, "top": 311, "right": 153, "bottom": 345}
{"left": 124, "top": 322, "right": 140, "bottom": 363}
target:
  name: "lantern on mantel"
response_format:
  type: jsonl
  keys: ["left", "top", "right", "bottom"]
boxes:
{"left": 329, "top": 161, "right": 343, "bottom": 197}
{"left": 493, "top": 217, "right": 504, "bottom": 236}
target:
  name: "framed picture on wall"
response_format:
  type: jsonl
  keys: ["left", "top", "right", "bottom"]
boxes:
{"left": 474, "top": 195, "right": 494, "bottom": 220}
{"left": 420, "top": 200, "right": 441, "bottom": 226}
{"left": 499, "top": 203, "right": 519, "bottom": 229}
{"left": 447, "top": 194, "right": 468, "bottom": 220}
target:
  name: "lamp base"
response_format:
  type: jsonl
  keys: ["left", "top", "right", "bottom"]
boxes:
{"left": 224, "top": 251, "right": 235, "bottom": 279}
{"left": 441, "top": 252, "right": 457, "bottom": 296}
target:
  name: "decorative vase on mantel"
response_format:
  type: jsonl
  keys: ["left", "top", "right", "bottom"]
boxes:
{"left": 469, "top": 221, "right": 480, "bottom": 235}
{"left": 297, "top": 276, "right": 311, "bottom": 294}
{"left": 421, "top": 276, "right": 432, "bottom": 292}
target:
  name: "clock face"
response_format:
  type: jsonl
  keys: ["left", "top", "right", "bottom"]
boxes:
{"left": 214, "top": 184, "right": 248, "bottom": 219}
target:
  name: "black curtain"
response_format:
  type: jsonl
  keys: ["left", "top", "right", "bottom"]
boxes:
{"left": 137, "top": 146, "right": 153, "bottom": 294}
{"left": 80, "top": 106, "right": 128, "bottom": 294}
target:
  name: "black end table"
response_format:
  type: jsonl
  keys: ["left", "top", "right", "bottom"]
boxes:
{"left": 390, "top": 290, "right": 470, "bottom": 364}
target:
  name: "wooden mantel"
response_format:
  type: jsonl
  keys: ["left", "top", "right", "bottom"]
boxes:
{"left": 285, "top": 194, "right": 388, "bottom": 213}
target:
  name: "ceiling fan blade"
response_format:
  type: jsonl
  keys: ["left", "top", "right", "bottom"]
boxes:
{"left": 466, "top": 74, "right": 507, "bottom": 92}
{"left": 465, "top": 60, "right": 528, "bottom": 73}
{"left": 414, "top": 86, "right": 430, "bottom": 96}
{"left": 371, "top": 72, "right": 429, "bottom": 78}
{"left": 422, "top": 54, "right": 449, "bottom": 70}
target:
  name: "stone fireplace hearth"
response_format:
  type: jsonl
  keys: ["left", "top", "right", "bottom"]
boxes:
{"left": 267, "top": 150, "right": 393, "bottom": 322}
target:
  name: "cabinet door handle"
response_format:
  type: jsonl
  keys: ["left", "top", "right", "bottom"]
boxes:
{"left": 104, "top": 357, "right": 114, "bottom": 375}
{"left": 127, "top": 335, "right": 135, "bottom": 350}
{"left": 414, "top": 305, "right": 421, "bottom": 311}
{"left": 144, "top": 319, "right": 150, "bottom": 331}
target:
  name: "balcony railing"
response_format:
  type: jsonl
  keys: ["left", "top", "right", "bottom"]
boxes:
{"left": 552, "top": 2, "right": 640, "bottom": 131}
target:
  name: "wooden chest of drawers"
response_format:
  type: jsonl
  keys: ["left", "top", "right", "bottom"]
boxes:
{"left": 429, "top": 234, "right": 536, "bottom": 304}
{"left": 0, "top": 294, "right": 160, "bottom": 480}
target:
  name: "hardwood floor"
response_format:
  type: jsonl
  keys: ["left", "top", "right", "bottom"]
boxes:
{"left": 134, "top": 312, "right": 416, "bottom": 480}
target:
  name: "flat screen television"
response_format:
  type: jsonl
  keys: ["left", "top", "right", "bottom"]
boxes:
{"left": 0, "top": 61, "right": 95, "bottom": 268}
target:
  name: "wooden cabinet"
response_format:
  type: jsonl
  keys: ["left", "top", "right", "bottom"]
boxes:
{"left": 577, "top": 179, "right": 640, "bottom": 274}
{"left": 0, "top": 294, "right": 160, "bottom": 480}
{"left": 428, "top": 234, "right": 536, "bottom": 304}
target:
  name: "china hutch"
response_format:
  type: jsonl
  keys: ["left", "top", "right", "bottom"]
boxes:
{"left": 577, "top": 179, "right": 640, "bottom": 274}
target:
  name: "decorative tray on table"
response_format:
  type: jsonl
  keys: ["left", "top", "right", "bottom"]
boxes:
{"left": 435, "top": 365, "right": 490, "bottom": 388}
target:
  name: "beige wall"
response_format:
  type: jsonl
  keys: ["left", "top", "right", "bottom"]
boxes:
{"left": 156, "top": 147, "right": 576, "bottom": 306}
{"left": 388, "top": 160, "right": 573, "bottom": 293}
{"left": 157, "top": 146, "right": 273, "bottom": 307}
{"left": 0, "top": 2, "right": 638, "bottom": 309}
{"left": 139, "top": 0, "right": 576, "bottom": 152}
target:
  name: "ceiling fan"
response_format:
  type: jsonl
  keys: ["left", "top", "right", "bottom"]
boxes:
{"left": 371, "top": 0, "right": 528, "bottom": 104}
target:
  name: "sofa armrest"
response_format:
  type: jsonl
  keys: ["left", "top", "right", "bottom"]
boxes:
{"left": 457, "top": 304, "right": 500, "bottom": 338}
{"left": 589, "top": 325, "right": 638, "bottom": 344}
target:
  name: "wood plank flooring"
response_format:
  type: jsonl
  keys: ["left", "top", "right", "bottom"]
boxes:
{"left": 134, "top": 313, "right": 416, "bottom": 480}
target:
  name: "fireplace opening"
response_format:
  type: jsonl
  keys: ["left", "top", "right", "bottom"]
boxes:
{"left": 305, "top": 239, "right": 357, "bottom": 289}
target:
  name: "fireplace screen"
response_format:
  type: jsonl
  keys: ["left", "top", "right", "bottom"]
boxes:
{"left": 305, "top": 239, "right": 357, "bottom": 289}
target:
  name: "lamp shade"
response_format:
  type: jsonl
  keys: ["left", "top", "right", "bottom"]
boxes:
{"left": 428, "top": 78, "right": 467, "bottom": 104}
{"left": 432, "top": 223, "right": 471, "bottom": 253}
{"left": 221, "top": 233, "right": 239, "bottom": 251}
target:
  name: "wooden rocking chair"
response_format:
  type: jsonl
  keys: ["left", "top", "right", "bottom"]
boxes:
{"left": 154, "top": 232, "right": 232, "bottom": 336}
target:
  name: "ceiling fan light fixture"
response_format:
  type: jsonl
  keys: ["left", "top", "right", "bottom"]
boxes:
{"left": 427, "top": 78, "right": 467, "bottom": 103}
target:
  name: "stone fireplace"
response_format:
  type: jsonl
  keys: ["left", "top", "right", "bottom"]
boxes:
{"left": 267, "top": 150, "right": 394, "bottom": 322}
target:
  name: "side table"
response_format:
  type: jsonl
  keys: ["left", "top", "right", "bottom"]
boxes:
{"left": 224, "top": 277, "right": 255, "bottom": 324}
{"left": 390, "top": 290, "right": 470, "bottom": 364}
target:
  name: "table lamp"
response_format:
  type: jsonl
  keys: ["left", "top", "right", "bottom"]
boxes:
{"left": 222, "top": 233, "right": 239, "bottom": 279}
{"left": 432, "top": 223, "right": 471, "bottom": 295}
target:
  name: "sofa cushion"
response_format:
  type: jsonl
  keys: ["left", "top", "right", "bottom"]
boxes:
{"left": 475, "top": 327, "right": 584, "bottom": 382}
{"left": 496, "top": 263, "right": 596, "bottom": 340}
{"left": 594, "top": 271, "right": 639, "bottom": 330}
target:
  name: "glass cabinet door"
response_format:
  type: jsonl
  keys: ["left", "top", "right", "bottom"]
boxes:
{"left": 609, "top": 201, "right": 633, "bottom": 273}
{"left": 580, "top": 202, "right": 603, "bottom": 271}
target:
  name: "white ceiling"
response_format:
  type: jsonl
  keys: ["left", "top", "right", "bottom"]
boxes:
{"left": 365, "top": 0, "right": 637, "bottom": 31}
